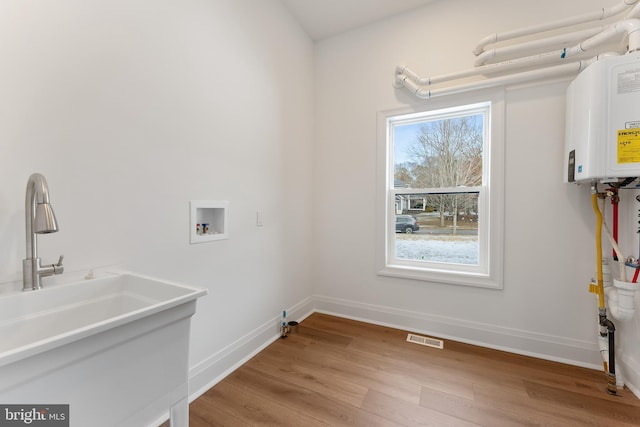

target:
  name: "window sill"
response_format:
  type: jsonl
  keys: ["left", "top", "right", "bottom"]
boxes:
{"left": 377, "top": 264, "right": 503, "bottom": 289}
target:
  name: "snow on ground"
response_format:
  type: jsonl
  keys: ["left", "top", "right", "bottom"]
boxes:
{"left": 395, "top": 235, "right": 478, "bottom": 265}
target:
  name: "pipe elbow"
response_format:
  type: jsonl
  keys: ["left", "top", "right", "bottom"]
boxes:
{"left": 609, "top": 304, "right": 635, "bottom": 322}
{"left": 570, "top": 20, "right": 640, "bottom": 55}
{"left": 617, "top": 18, "right": 640, "bottom": 33}
{"left": 396, "top": 76, "right": 430, "bottom": 99}
{"left": 606, "top": 279, "right": 638, "bottom": 321}
{"left": 596, "top": 51, "right": 622, "bottom": 60}
{"left": 473, "top": 33, "right": 498, "bottom": 56}
{"left": 474, "top": 50, "right": 495, "bottom": 67}
{"left": 393, "top": 74, "right": 408, "bottom": 89}
{"left": 601, "top": 316, "right": 616, "bottom": 330}
{"left": 621, "top": 19, "right": 640, "bottom": 50}
{"left": 612, "top": 18, "right": 640, "bottom": 36}
{"left": 415, "top": 88, "right": 431, "bottom": 99}
{"left": 395, "top": 65, "right": 428, "bottom": 85}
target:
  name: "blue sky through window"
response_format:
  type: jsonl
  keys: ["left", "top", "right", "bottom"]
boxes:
{"left": 393, "top": 122, "right": 422, "bottom": 165}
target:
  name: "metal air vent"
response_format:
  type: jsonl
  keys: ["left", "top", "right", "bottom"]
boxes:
{"left": 406, "top": 333, "right": 444, "bottom": 349}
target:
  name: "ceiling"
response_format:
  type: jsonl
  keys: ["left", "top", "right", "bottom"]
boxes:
{"left": 280, "top": 0, "right": 437, "bottom": 41}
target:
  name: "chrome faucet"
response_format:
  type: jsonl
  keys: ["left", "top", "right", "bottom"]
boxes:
{"left": 23, "top": 173, "right": 64, "bottom": 291}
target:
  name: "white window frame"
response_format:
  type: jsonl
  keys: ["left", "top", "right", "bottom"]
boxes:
{"left": 376, "top": 89, "right": 505, "bottom": 289}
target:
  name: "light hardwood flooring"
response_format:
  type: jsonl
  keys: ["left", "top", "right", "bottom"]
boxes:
{"left": 177, "top": 313, "right": 640, "bottom": 426}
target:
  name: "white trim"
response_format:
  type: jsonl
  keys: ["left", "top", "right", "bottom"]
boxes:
{"left": 393, "top": 185, "right": 483, "bottom": 195}
{"left": 376, "top": 89, "right": 505, "bottom": 289}
{"left": 187, "top": 297, "right": 315, "bottom": 402}
{"left": 312, "top": 295, "right": 602, "bottom": 370}
{"left": 620, "top": 352, "right": 640, "bottom": 399}
{"left": 377, "top": 264, "right": 500, "bottom": 289}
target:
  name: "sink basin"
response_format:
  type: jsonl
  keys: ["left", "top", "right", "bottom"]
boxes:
{"left": 0, "top": 272, "right": 206, "bottom": 367}
{"left": 0, "top": 271, "right": 206, "bottom": 427}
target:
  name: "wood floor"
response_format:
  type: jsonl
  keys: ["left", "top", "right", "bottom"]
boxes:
{"left": 182, "top": 313, "right": 640, "bottom": 426}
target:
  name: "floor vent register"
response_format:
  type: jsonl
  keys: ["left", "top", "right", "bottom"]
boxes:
{"left": 406, "top": 333, "right": 444, "bottom": 349}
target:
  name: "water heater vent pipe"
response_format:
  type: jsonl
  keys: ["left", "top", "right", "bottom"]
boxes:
{"left": 395, "top": 48, "right": 573, "bottom": 86}
{"left": 394, "top": 60, "right": 587, "bottom": 100}
{"left": 397, "top": 49, "right": 619, "bottom": 91}
{"left": 473, "top": 0, "right": 638, "bottom": 56}
{"left": 474, "top": 26, "right": 605, "bottom": 66}
{"left": 399, "top": 18, "right": 634, "bottom": 94}
{"left": 564, "top": 19, "right": 640, "bottom": 56}
{"left": 395, "top": 5, "right": 639, "bottom": 99}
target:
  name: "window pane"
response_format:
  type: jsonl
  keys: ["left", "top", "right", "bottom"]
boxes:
{"left": 394, "top": 193, "right": 479, "bottom": 265}
{"left": 393, "top": 114, "right": 484, "bottom": 189}
{"left": 379, "top": 97, "right": 503, "bottom": 287}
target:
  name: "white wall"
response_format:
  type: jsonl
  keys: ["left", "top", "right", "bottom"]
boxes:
{"left": 313, "top": 0, "right": 632, "bottom": 375}
{"left": 0, "top": 0, "right": 314, "bottom": 397}
{"left": 3, "top": 0, "right": 639, "bottom": 406}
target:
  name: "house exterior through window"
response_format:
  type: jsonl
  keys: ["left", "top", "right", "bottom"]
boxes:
{"left": 376, "top": 91, "right": 505, "bottom": 288}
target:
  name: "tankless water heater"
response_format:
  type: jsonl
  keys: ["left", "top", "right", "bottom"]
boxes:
{"left": 565, "top": 52, "right": 640, "bottom": 183}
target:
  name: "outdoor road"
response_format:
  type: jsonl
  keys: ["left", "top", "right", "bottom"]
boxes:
{"left": 412, "top": 229, "right": 478, "bottom": 236}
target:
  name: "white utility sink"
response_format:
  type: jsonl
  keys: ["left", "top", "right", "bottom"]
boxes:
{"left": 0, "top": 271, "right": 206, "bottom": 427}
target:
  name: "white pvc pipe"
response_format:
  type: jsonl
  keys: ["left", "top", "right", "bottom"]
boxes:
{"left": 564, "top": 19, "right": 640, "bottom": 57}
{"left": 607, "top": 279, "right": 638, "bottom": 321}
{"left": 601, "top": 206, "right": 627, "bottom": 282}
{"left": 602, "top": 259, "right": 613, "bottom": 288}
{"left": 398, "top": 52, "right": 618, "bottom": 89}
{"left": 399, "top": 51, "right": 568, "bottom": 87}
{"left": 599, "top": 329, "right": 609, "bottom": 368}
{"left": 474, "top": 26, "right": 606, "bottom": 66}
{"left": 395, "top": 61, "right": 587, "bottom": 100}
{"left": 399, "top": 7, "right": 637, "bottom": 99}
{"left": 473, "top": 0, "right": 638, "bottom": 56}
{"left": 471, "top": 19, "right": 639, "bottom": 83}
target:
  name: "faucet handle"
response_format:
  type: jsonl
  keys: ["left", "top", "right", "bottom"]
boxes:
{"left": 53, "top": 255, "right": 64, "bottom": 274}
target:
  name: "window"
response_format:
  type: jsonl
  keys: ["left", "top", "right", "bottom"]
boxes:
{"left": 376, "top": 91, "right": 504, "bottom": 288}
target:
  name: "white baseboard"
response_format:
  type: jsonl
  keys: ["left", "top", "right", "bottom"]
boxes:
{"left": 312, "top": 295, "right": 603, "bottom": 370}
{"left": 620, "top": 353, "right": 640, "bottom": 399}
{"left": 188, "top": 296, "right": 315, "bottom": 402}
{"left": 187, "top": 294, "right": 611, "bottom": 403}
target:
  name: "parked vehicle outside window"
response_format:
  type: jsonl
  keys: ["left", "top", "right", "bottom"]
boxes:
{"left": 395, "top": 215, "right": 420, "bottom": 233}
{"left": 377, "top": 90, "right": 506, "bottom": 289}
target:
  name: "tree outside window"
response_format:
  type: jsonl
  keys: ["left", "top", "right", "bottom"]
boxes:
{"left": 377, "top": 94, "right": 505, "bottom": 288}
{"left": 391, "top": 112, "right": 484, "bottom": 265}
